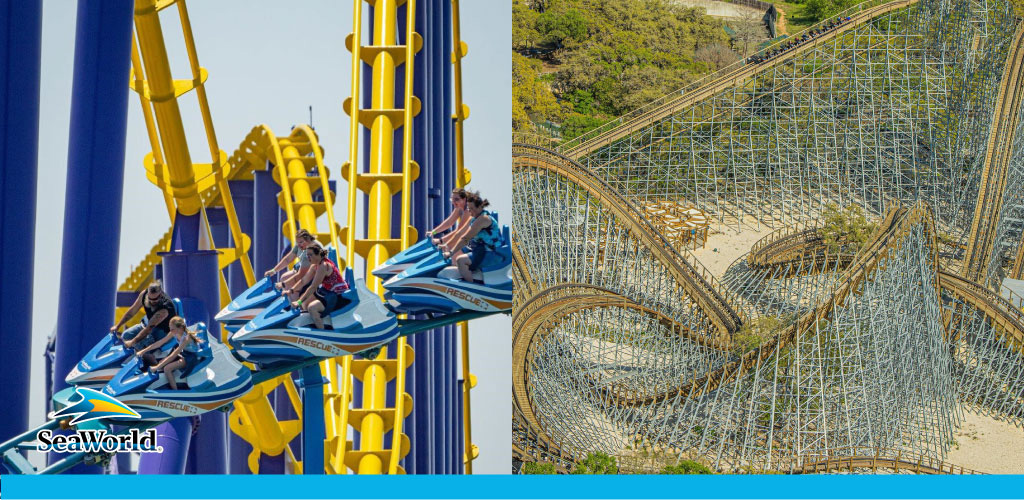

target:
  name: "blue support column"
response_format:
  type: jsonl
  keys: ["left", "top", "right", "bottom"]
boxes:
{"left": 141, "top": 218, "right": 227, "bottom": 473}
{"left": 0, "top": 0, "right": 42, "bottom": 446}
{"left": 48, "top": 0, "right": 134, "bottom": 472}
{"left": 228, "top": 179, "right": 255, "bottom": 295}
{"left": 299, "top": 365, "right": 326, "bottom": 474}
{"left": 443, "top": 0, "right": 462, "bottom": 473}
{"left": 226, "top": 180, "right": 254, "bottom": 474}
{"left": 253, "top": 170, "right": 280, "bottom": 276}
{"left": 136, "top": 418, "right": 194, "bottom": 474}
{"left": 430, "top": 0, "right": 445, "bottom": 474}
{"left": 252, "top": 168, "right": 290, "bottom": 473}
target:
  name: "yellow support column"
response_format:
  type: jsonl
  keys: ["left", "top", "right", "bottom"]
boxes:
{"left": 342, "top": 0, "right": 420, "bottom": 475}
{"left": 133, "top": 0, "right": 202, "bottom": 215}
{"left": 361, "top": 0, "right": 398, "bottom": 476}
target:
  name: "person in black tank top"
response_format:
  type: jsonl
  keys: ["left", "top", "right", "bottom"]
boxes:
{"left": 110, "top": 281, "right": 175, "bottom": 352}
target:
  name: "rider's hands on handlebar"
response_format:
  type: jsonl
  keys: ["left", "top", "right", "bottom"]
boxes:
{"left": 264, "top": 269, "right": 275, "bottom": 277}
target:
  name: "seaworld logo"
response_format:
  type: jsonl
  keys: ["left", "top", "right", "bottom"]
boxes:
{"left": 48, "top": 387, "right": 141, "bottom": 425}
{"left": 35, "top": 387, "right": 160, "bottom": 454}
{"left": 35, "top": 428, "right": 163, "bottom": 454}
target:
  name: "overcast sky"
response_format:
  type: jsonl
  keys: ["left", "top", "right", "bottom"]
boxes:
{"left": 28, "top": 0, "right": 510, "bottom": 474}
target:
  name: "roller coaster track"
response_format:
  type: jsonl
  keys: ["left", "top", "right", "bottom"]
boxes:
{"left": 747, "top": 223, "right": 857, "bottom": 276}
{"left": 223, "top": 124, "right": 344, "bottom": 473}
{"left": 0, "top": 310, "right": 490, "bottom": 475}
{"left": 513, "top": 144, "right": 744, "bottom": 338}
{"left": 962, "top": 25, "right": 1024, "bottom": 283}
{"left": 511, "top": 231, "right": 539, "bottom": 298}
{"left": 513, "top": 282, "right": 737, "bottom": 460}
{"left": 513, "top": 198, "right": 988, "bottom": 472}
{"left": 512, "top": 144, "right": 981, "bottom": 473}
{"left": 557, "top": 0, "right": 919, "bottom": 160}
{"left": 747, "top": 219, "right": 1024, "bottom": 355}
{"left": 340, "top": 0, "right": 421, "bottom": 475}
{"left": 785, "top": 447, "right": 982, "bottom": 474}
{"left": 517, "top": 203, "right": 919, "bottom": 409}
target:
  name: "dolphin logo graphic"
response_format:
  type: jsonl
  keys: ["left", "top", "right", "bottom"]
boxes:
{"left": 49, "top": 387, "right": 141, "bottom": 425}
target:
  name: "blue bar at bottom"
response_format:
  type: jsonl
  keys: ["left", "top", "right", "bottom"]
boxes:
{"left": 3, "top": 474, "right": 1024, "bottom": 499}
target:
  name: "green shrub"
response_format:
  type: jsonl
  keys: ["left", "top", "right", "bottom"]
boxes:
{"left": 523, "top": 461, "right": 558, "bottom": 474}
{"left": 660, "top": 460, "right": 714, "bottom": 474}
{"left": 818, "top": 203, "right": 877, "bottom": 254}
{"left": 732, "top": 314, "right": 795, "bottom": 356}
{"left": 572, "top": 452, "right": 618, "bottom": 474}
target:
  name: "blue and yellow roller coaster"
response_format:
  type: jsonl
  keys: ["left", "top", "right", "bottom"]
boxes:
{"left": 0, "top": 0, "right": 504, "bottom": 475}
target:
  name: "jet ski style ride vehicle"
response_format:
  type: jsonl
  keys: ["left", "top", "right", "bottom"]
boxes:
{"left": 380, "top": 225, "right": 513, "bottom": 315}
{"left": 102, "top": 323, "right": 253, "bottom": 420}
{"left": 370, "top": 237, "right": 439, "bottom": 282}
{"left": 228, "top": 268, "right": 400, "bottom": 366}
{"left": 65, "top": 299, "right": 184, "bottom": 388}
{"left": 216, "top": 248, "right": 344, "bottom": 332}
{"left": 215, "top": 277, "right": 281, "bottom": 333}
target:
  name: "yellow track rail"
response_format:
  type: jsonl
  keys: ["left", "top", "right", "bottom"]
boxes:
{"left": 267, "top": 125, "right": 345, "bottom": 474}
{"left": 128, "top": 0, "right": 306, "bottom": 474}
{"left": 130, "top": 0, "right": 256, "bottom": 302}
{"left": 340, "top": 0, "right": 421, "bottom": 475}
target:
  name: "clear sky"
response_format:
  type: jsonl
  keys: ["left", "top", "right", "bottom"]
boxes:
{"left": 28, "top": 0, "right": 510, "bottom": 474}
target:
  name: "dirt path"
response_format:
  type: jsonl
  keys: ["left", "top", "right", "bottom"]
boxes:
{"left": 776, "top": 7, "right": 789, "bottom": 34}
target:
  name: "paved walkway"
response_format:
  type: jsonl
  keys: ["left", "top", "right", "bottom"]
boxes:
{"left": 675, "top": 0, "right": 765, "bottom": 19}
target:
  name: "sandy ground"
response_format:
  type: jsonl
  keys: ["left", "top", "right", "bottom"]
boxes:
{"left": 688, "top": 223, "right": 774, "bottom": 278}
{"left": 948, "top": 409, "right": 1024, "bottom": 474}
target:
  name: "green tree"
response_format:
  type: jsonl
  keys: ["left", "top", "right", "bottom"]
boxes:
{"left": 571, "top": 451, "right": 618, "bottom": 474}
{"left": 804, "top": 0, "right": 855, "bottom": 22}
{"left": 513, "top": 1, "right": 542, "bottom": 50}
{"left": 513, "top": 53, "right": 561, "bottom": 131}
{"left": 561, "top": 113, "right": 604, "bottom": 140}
{"left": 818, "top": 203, "right": 877, "bottom": 254}
{"left": 537, "top": 9, "right": 589, "bottom": 47}
{"left": 661, "top": 460, "right": 714, "bottom": 474}
{"left": 512, "top": 0, "right": 735, "bottom": 134}
{"left": 731, "top": 314, "right": 795, "bottom": 356}
{"left": 523, "top": 461, "right": 558, "bottom": 474}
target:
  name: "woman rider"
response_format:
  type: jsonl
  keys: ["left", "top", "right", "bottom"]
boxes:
{"left": 110, "top": 281, "right": 175, "bottom": 352}
{"left": 147, "top": 316, "right": 203, "bottom": 390}
{"left": 447, "top": 194, "right": 501, "bottom": 283}
{"left": 265, "top": 228, "right": 318, "bottom": 294}
{"left": 291, "top": 245, "right": 351, "bottom": 330}
{"left": 428, "top": 188, "right": 470, "bottom": 251}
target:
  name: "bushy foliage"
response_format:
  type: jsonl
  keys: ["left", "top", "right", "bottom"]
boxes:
{"left": 661, "top": 460, "right": 714, "bottom": 474}
{"left": 731, "top": 314, "right": 794, "bottom": 356}
{"left": 803, "top": 0, "right": 857, "bottom": 21}
{"left": 522, "top": 461, "right": 558, "bottom": 474}
{"left": 571, "top": 451, "right": 618, "bottom": 474}
{"left": 512, "top": 0, "right": 734, "bottom": 134}
{"left": 818, "top": 203, "right": 878, "bottom": 254}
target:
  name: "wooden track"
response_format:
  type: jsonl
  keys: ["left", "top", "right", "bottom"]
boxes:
{"left": 747, "top": 218, "right": 1024, "bottom": 355}
{"left": 962, "top": 26, "right": 1024, "bottom": 282}
{"left": 514, "top": 201, "right": 936, "bottom": 409}
{"left": 514, "top": 144, "right": 744, "bottom": 338}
